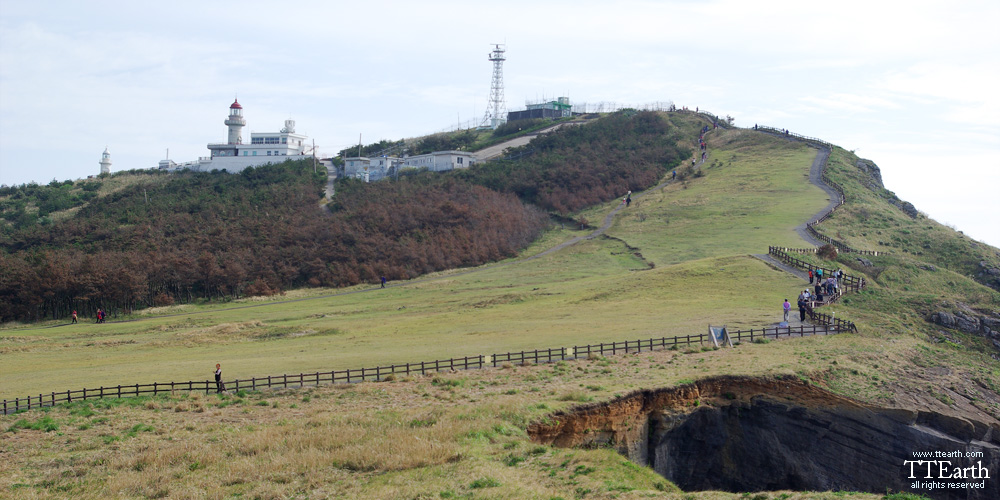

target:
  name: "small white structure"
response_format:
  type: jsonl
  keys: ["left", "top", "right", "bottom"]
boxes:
{"left": 99, "top": 147, "right": 112, "bottom": 175}
{"left": 159, "top": 99, "right": 312, "bottom": 173}
{"left": 402, "top": 151, "right": 475, "bottom": 172}
{"left": 343, "top": 156, "right": 400, "bottom": 182}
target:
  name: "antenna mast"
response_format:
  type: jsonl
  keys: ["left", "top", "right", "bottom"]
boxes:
{"left": 481, "top": 44, "right": 507, "bottom": 129}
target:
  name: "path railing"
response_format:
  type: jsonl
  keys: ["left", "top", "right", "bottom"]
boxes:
{"left": 2, "top": 322, "right": 853, "bottom": 415}
{"left": 768, "top": 246, "right": 867, "bottom": 292}
{"left": 756, "top": 125, "right": 884, "bottom": 256}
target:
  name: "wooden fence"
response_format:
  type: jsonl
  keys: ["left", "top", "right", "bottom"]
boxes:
{"left": 768, "top": 246, "right": 867, "bottom": 292}
{"left": 756, "top": 126, "right": 884, "bottom": 256}
{"left": 2, "top": 321, "right": 854, "bottom": 415}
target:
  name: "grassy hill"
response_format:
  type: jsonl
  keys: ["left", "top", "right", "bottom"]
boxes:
{"left": 1, "top": 113, "right": 998, "bottom": 499}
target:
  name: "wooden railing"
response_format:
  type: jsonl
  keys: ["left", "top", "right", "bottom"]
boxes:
{"left": 755, "top": 126, "right": 885, "bottom": 256}
{"left": 3, "top": 322, "right": 854, "bottom": 415}
{"left": 768, "top": 246, "right": 867, "bottom": 292}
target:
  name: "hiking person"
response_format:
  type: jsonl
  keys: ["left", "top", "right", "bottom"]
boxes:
{"left": 380, "top": 276, "right": 386, "bottom": 288}
{"left": 816, "top": 268, "right": 823, "bottom": 281}
{"left": 783, "top": 299, "right": 791, "bottom": 322}
{"left": 672, "top": 170, "right": 676, "bottom": 180}
{"left": 814, "top": 282, "right": 823, "bottom": 302}
{"left": 808, "top": 269, "right": 814, "bottom": 284}
{"left": 71, "top": 310, "right": 78, "bottom": 324}
{"left": 215, "top": 363, "right": 225, "bottom": 393}
{"left": 797, "top": 297, "right": 807, "bottom": 321}
{"left": 626, "top": 193, "right": 631, "bottom": 207}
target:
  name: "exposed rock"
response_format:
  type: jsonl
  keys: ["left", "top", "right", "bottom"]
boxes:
{"left": 920, "top": 264, "right": 937, "bottom": 272}
{"left": 899, "top": 200, "right": 919, "bottom": 218}
{"left": 856, "top": 257, "right": 873, "bottom": 267}
{"left": 931, "top": 309, "right": 1000, "bottom": 343}
{"left": 856, "top": 160, "right": 884, "bottom": 189}
{"left": 887, "top": 198, "right": 919, "bottom": 218}
{"left": 529, "top": 376, "right": 999, "bottom": 500}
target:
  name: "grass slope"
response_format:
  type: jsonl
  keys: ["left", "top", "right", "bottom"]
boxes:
{"left": 2, "top": 118, "right": 997, "bottom": 499}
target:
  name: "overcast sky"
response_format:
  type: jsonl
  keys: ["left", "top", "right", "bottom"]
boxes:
{"left": 1, "top": 0, "right": 998, "bottom": 247}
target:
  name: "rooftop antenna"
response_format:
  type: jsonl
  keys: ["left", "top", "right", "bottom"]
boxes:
{"left": 480, "top": 44, "right": 507, "bottom": 129}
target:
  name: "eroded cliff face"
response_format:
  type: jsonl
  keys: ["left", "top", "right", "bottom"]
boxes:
{"left": 528, "top": 376, "right": 1000, "bottom": 500}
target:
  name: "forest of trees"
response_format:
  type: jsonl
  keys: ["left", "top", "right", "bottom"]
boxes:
{"left": 0, "top": 111, "right": 690, "bottom": 322}
{"left": 455, "top": 111, "right": 687, "bottom": 213}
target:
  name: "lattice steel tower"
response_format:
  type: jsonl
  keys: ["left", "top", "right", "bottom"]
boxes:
{"left": 481, "top": 44, "right": 507, "bottom": 129}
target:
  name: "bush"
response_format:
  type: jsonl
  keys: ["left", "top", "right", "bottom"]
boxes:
{"left": 818, "top": 243, "right": 839, "bottom": 260}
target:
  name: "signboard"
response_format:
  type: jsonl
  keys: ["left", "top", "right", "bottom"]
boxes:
{"left": 709, "top": 325, "right": 733, "bottom": 348}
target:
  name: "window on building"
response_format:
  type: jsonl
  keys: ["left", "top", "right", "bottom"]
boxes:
{"left": 282, "top": 138, "right": 287, "bottom": 144}
{"left": 457, "top": 157, "right": 463, "bottom": 164}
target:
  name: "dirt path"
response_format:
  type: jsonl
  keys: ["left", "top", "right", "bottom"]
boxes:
{"left": 472, "top": 121, "right": 584, "bottom": 161}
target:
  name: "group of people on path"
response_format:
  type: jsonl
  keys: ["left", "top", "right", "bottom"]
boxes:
{"left": 67, "top": 308, "right": 108, "bottom": 324}
{"left": 698, "top": 126, "right": 710, "bottom": 162}
{"left": 785, "top": 267, "right": 847, "bottom": 322}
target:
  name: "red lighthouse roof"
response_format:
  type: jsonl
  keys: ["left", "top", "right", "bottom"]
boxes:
{"left": 230, "top": 98, "right": 242, "bottom": 109}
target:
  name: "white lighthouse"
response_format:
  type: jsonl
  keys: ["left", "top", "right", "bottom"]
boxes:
{"left": 225, "top": 98, "right": 245, "bottom": 145}
{"left": 99, "top": 147, "right": 112, "bottom": 175}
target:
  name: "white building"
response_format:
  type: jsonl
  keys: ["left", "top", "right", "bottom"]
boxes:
{"left": 159, "top": 99, "right": 312, "bottom": 173}
{"left": 342, "top": 151, "right": 473, "bottom": 182}
{"left": 401, "top": 151, "right": 475, "bottom": 172}
{"left": 99, "top": 147, "right": 112, "bottom": 175}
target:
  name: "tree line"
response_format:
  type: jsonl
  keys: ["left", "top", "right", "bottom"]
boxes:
{"left": 0, "top": 111, "right": 690, "bottom": 322}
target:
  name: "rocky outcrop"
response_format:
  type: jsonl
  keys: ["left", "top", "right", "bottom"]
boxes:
{"left": 930, "top": 306, "right": 1000, "bottom": 355}
{"left": 976, "top": 262, "right": 1000, "bottom": 291}
{"left": 857, "top": 159, "right": 918, "bottom": 218}
{"left": 529, "top": 376, "right": 1000, "bottom": 500}
{"left": 857, "top": 159, "right": 884, "bottom": 190}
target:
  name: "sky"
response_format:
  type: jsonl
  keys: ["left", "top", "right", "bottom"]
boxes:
{"left": 1, "top": 0, "right": 998, "bottom": 247}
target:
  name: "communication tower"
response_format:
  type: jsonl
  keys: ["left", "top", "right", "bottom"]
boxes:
{"left": 481, "top": 44, "right": 507, "bottom": 129}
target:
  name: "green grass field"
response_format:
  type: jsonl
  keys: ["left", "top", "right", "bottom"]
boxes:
{"left": 1, "top": 125, "right": 831, "bottom": 399}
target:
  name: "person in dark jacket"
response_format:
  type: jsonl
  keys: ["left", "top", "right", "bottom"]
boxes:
{"left": 214, "top": 363, "right": 225, "bottom": 393}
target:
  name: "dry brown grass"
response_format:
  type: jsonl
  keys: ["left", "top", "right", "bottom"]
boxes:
{"left": 0, "top": 336, "right": 923, "bottom": 499}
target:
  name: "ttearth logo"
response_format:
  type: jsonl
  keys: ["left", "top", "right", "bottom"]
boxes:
{"left": 904, "top": 450, "right": 991, "bottom": 491}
